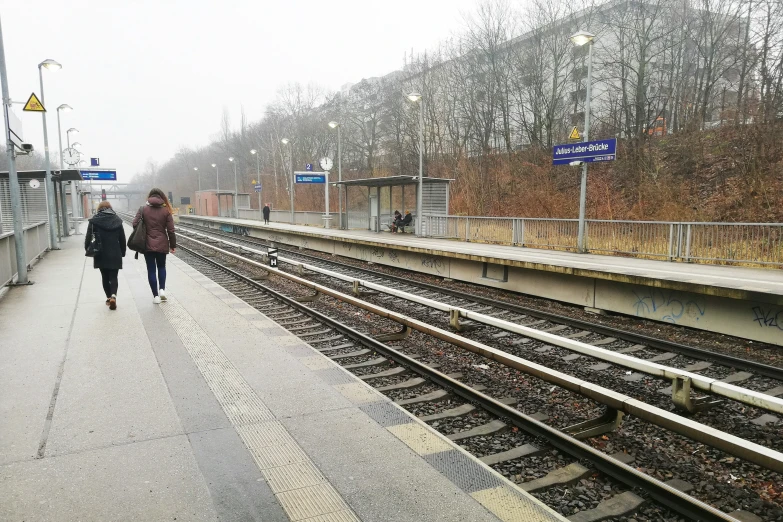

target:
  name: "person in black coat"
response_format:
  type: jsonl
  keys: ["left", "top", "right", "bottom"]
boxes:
{"left": 262, "top": 203, "right": 271, "bottom": 225}
{"left": 85, "top": 201, "right": 126, "bottom": 310}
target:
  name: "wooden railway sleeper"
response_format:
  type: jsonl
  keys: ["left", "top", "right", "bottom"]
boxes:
{"left": 672, "top": 376, "right": 722, "bottom": 413}
{"left": 564, "top": 408, "right": 624, "bottom": 439}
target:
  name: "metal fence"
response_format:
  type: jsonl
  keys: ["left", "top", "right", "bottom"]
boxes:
{"left": 421, "top": 215, "right": 783, "bottom": 267}
{"left": 0, "top": 221, "right": 50, "bottom": 286}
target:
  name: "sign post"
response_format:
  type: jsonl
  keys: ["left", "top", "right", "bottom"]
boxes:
{"left": 0, "top": 22, "right": 30, "bottom": 282}
{"left": 552, "top": 137, "right": 617, "bottom": 253}
{"left": 551, "top": 138, "right": 617, "bottom": 165}
{"left": 253, "top": 180, "right": 262, "bottom": 218}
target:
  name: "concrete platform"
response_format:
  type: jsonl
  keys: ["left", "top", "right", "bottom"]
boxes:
{"left": 0, "top": 225, "right": 564, "bottom": 522}
{"left": 179, "top": 216, "right": 783, "bottom": 346}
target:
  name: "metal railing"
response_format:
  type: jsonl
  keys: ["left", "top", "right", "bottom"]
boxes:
{"left": 0, "top": 221, "right": 50, "bottom": 286}
{"left": 421, "top": 215, "right": 783, "bottom": 267}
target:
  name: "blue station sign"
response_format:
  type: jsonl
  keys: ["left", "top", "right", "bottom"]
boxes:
{"left": 79, "top": 169, "right": 117, "bottom": 181}
{"left": 254, "top": 183, "right": 263, "bottom": 192}
{"left": 552, "top": 138, "right": 617, "bottom": 165}
{"left": 295, "top": 173, "right": 326, "bottom": 184}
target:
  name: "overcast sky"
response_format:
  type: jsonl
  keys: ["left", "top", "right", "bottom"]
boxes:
{"left": 3, "top": 0, "right": 481, "bottom": 182}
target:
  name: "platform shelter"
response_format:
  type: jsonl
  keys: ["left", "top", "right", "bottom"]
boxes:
{"left": 336, "top": 175, "right": 452, "bottom": 232}
{"left": 195, "top": 189, "right": 240, "bottom": 218}
{"left": 0, "top": 169, "right": 84, "bottom": 240}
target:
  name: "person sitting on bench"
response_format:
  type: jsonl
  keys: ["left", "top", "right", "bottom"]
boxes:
{"left": 397, "top": 210, "right": 412, "bottom": 233}
{"left": 390, "top": 210, "right": 402, "bottom": 232}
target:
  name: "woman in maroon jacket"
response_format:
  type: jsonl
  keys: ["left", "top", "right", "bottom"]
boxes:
{"left": 133, "top": 188, "right": 176, "bottom": 304}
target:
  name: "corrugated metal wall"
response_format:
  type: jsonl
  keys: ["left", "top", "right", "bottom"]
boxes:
{"left": 0, "top": 179, "right": 50, "bottom": 237}
{"left": 422, "top": 183, "right": 448, "bottom": 216}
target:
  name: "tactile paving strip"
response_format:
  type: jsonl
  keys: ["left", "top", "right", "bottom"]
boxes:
{"left": 170, "top": 255, "right": 565, "bottom": 522}
{"left": 157, "top": 289, "right": 360, "bottom": 522}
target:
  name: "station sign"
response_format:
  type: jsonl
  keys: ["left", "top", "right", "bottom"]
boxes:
{"left": 79, "top": 169, "right": 117, "bottom": 181}
{"left": 254, "top": 183, "right": 262, "bottom": 192}
{"left": 552, "top": 138, "right": 617, "bottom": 165}
{"left": 294, "top": 172, "right": 326, "bottom": 184}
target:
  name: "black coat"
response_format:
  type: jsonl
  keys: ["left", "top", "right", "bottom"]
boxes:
{"left": 85, "top": 209, "right": 126, "bottom": 270}
{"left": 262, "top": 205, "right": 270, "bottom": 219}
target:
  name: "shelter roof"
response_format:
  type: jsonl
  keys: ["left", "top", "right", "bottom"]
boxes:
{"left": 335, "top": 175, "right": 453, "bottom": 188}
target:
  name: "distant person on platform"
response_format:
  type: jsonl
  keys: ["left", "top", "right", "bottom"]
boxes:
{"left": 133, "top": 188, "right": 176, "bottom": 304}
{"left": 85, "top": 201, "right": 126, "bottom": 310}
{"left": 263, "top": 203, "right": 271, "bottom": 225}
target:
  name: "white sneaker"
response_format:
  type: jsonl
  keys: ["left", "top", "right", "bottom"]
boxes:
{"left": 153, "top": 296, "right": 162, "bottom": 304}
{"left": 159, "top": 289, "right": 167, "bottom": 301}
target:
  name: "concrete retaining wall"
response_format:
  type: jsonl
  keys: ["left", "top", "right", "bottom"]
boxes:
{"left": 181, "top": 216, "right": 783, "bottom": 346}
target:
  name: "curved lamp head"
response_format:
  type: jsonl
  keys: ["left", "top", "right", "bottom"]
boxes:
{"left": 39, "top": 59, "right": 62, "bottom": 71}
{"left": 280, "top": 138, "right": 290, "bottom": 145}
{"left": 328, "top": 121, "right": 339, "bottom": 129}
{"left": 407, "top": 92, "right": 422, "bottom": 102}
{"left": 250, "top": 149, "right": 257, "bottom": 155}
{"left": 72, "top": 142, "right": 82, "bottom": 149}
{"left": 57, "top": 104, "right": 72, "bottom": 112}
{"left": 211, "top": 163, "right": 217, "bottom": 168}
{"left": 228, "top": 156, "right": 234, "bottom": 162}
{"left": 193, "top": 167, "right": 198, "bottom": 171}
{"left": 570, "top": 30, "right": 595, "bottom": 46}
{"left": 67, "top": 127, "right": 79, "bottom": 134}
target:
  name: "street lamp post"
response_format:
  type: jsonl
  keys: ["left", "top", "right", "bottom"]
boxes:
{"left": 194, "top": 166, "right": 200, "bottom": 191}
{"left": 281, "top": 138, "right": 294, "bottom": 224}
{"left": 328, "top": 121, "right": 343, "bottom": 228}
{"left": 56, "top": 103, "right": 79, "bottom": 227}
{"left": 250, "top": 149, "right": 261, "bottom": 215}
{"left": 229, "top": 156, "right": 238, "bottom": 218}
{"left": 570, "top": 30, "right": 595, "bottom": 253}
{"left": 212, "top": 163, "right": 220, "bottom": 217}
{"left": 66, "top": 127, "right": 78, "bottom": 148}
{"left": 406, "top": 93, "right": 424, "bottom": 235}
{"left": 38, "top": 58, "right": 62, "bottom": 249}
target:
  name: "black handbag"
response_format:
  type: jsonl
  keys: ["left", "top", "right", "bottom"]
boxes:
{"left": 127, "top": 206, "right": 147, "bottom": 253}
{"left": 85, "top": 227, "right": 102, "bottom": 258}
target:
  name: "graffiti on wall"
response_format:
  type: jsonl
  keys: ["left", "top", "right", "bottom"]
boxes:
{"left": 221, "top": 224, "right": 248, "bottom": 236}
{"left": 751, "top": 306, "right": 783, "bottom": 331}
{"left": 630, "top": 288, "right": 706, "bottom": 324}
{"left": 421, "top": 256, "right": 446, "bottom": 275}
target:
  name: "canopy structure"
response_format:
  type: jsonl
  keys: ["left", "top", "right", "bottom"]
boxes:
{"left": 334, "top": 176, "right": 452, "bottom": 232}
{"left": 0, "top": 169, "right": 84, "bottom": 181}
{"left": 0, "top": 169, "right": 87, "bottom": 240}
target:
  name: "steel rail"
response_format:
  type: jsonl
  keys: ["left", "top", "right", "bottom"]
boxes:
{"left": 176, "top": 223, "right": 783, "bottom": 381}
{"left": 176, "top": 241, "right": 740, "bottom": 522}
{"left": 180, "top": 227, "right": 783, "bottom": 415}
{"left": 177, "top": 232, "right": 783, "bottom": 476}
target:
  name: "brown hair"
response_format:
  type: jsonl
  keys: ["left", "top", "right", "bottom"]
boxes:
{"left": 148, "top": 188, "right": 172, "bottom": 214}
{"left": 97, "top": 201, "right": 112, "bottom": 211}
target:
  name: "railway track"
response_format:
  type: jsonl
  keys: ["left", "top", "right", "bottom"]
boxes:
{"left": 174, "top": 243, "right": 729, "bottom": 521}
{"left": 176, "top": 223, "right": 783, "bottom": 381}
{"left": 119, "top": 214, "right": 783, "bottom": 519}
{"left": 175, "top": 225, "right": 783, "bottom": 424}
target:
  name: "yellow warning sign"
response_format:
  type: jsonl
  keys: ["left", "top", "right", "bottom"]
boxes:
{"left": 569, "top": 126, "right": 581, "bottom": 140}
{"left": 23, "top": 93, "right": 46, "bottom": 112}
{"left": 252, "top": 179, "right": 257, "bottom": 184}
